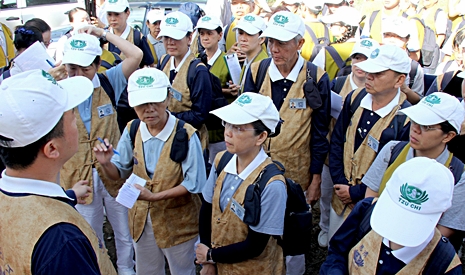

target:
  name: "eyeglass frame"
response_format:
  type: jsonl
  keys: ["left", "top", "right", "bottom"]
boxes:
{"left": 222, "top": 121, "right": 258, "bottom": 134}
{"left": 410, "top": 120, "right": 442, "bottom": 132}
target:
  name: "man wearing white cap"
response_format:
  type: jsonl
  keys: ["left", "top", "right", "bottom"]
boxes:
{"left": 94, "top": 68, "right": 206, "bottom": 275}
{"left": 59, "top": 25, "right": 142, "bottom": 275}
{"left": 243, "top": 11, "right": 331, "bottom": 274}
{"left": 329, "top": 45, "right": 412, "bottom": 239}
{"left": 321, "top": 157, "right": 462, "bottom": 274}
{"left": 364, "top": 92, "right": 465, "bottom": 251}
{"left": 225, "top": 0, "right": 256, "bottom": 52}
{"left": 0, "top": 70, "right": 117, "bottom": 274}
{"left": 145, "top": 9, "right": 166, "bottom": 63}
{"left": 105, "top": 0, "right": 156, "bottom": 66}
{"left": 157, "top": 11, "right": 213, "bottom": 150}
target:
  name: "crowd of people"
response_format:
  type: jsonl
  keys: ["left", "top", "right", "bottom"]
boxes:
{"left": 0, "top": 0, "right": 465, "bottom": 274}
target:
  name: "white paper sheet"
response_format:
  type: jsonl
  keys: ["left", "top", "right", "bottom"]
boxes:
{"left": 224, "top": 53, "right": 242, "bottom": 85}
{"left": 330, "top": 91, "right": 343, "bottom": 119}
{"left": 116, "top": 173, "right": 147, "bottom": 208}
{"left": 13, "top": 41, "right": 55, "bottom": 72}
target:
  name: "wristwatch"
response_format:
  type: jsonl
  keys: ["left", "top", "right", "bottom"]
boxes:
{"left": 206, "top": 248, "right": 215, "bottom": 263}
{"left": 100, "top": 29, "right": 108, "bottom": 42}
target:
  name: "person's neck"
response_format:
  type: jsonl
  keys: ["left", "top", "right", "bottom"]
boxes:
{"left": 174, "top": 50, "right": 189, "bottom": 68}
{"left": 113, "top": 24, "right": 127, "bottom": 37}
{"left": 371, "top": 89, "right": 398, "bottom": 111}
{"left": 384, "top": 5, "right": 401, "bottom": 16}
{"left": 389, "top": 240, "right": 404, "bottom": 251}
{"left": 414, "top": 145, "right": 446, "bottom": 160}
{"left": 5, "top": 159, "right": 61, "bottom": 184}
{"left": 147, "top": 112, "right": 169, "bottom": 137}
{"left": 205, "top": 45, "right": 219, "bottom": 61}
{"left": 277, "top": 54, "right": 299, "bottom": 79}
{"left": 351, "top": 73, "right": 366, "bottom": 88}
{"left": 236, "top": 147, "right": 261, "bottom": 175}
{"left": 246, "top": 46, "right": 262, "bottom": 63}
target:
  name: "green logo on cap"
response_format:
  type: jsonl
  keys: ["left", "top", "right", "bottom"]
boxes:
{"left": 166, "top": 17, "right": 179, "bottom": 25}
{"left": 274, "top": 15, "right": 289, "bottom": 25}
{"left": 70, "top": 40, "right": 87, "bottom": 49}
{"left": 202, "top": 16, "right": 211, "bottom": 22}
{"left": 361, "top": 40, "right": 373, "bottom": 47}
{"left": 400, "top": 183, "right": 429, "bottom": 207}
{"left": 424, "top": 94, "right": 441, "bottom": 105}
{"left": 136, "top": 76, "right": 155, "bottom": 86}
{"left": 42, "top": 70, "right": 59, "bottom": 86}
{"left": 244, "top": 15, "right": 255, "bottom": 22}
{"left": 108, "top": 0, "right": 118, "bottom": 3}
{"left": 237, "top": 94, "right": 252, "bottom": 105}
{"left": 370, "top": 48, "right": 379, "bottom": 59}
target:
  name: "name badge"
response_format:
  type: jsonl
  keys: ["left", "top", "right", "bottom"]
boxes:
{"left": 367, "top": 135, "right": 379, "bottom": 153}
{"left": 230, "top": 198, "right": 245, "bottom": 221}
{"left": 97, "top": 103, "right": 114, "bottom": 118}
{"left": 289, "top": 98, "right": 306, "bottom": 109}
{"left": 171, "top": 88, "right": 182, "bottom": 102}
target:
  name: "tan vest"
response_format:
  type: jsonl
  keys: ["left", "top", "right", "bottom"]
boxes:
{"left": 211, "top": 151, "right": 285, "bottom": 275}
{"left": 128, "top": 119, "right": 201, "bottom": 248}
{"left": 60, "top": 85, "right": 124, "bottom": 204}
{"left": 162, "top": 53, "right": 209, "bottom": 149}
{"left": 332, "top": 89, "right": 408, "bottom": 215}
{"left": 349, "top": 229, "right": 461, "bottom": 274}
{"left": 251, "top": 60, "right": 325, "bottom": 190}
{"left": 0, "top": 192, "right": 116, "bottom": 275}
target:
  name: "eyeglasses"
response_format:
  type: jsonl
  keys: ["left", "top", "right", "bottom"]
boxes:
{"left": 411, "top": 121, "right": 442, "bottom": 132}
{"left": 222, "top": 121, "right": 256, "bottom": 134}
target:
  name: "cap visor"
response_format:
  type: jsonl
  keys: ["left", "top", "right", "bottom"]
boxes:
{"left": 128, "top": 88, "right": 168, "bottom": 107}
{"left": 232, "top": 25, "right": 260, "bottom": 35}
{"left": 355, "top": 59, "right": 389, "bottom": 73}
{"left": 105, "top": 6, "right": 127, "bottom": 13}
{"left": 157, "top": 29, "right": 187, "bottom": 40}
{"left": 210, "top": 103, "right": 257, "bottom": 125}
{"left": 370, "top": 192, "right": 440, "bottom": 247}
{"left": 59, "top": 76, "right": 94, "bottom": 111}
{"left": 62, "top": 52, "right": 96, "bottom": 67}
{"left": 260, "top": 28, "right": 295, "bottom": 41}
{"left": 195, "top": 23, "right": 220, "bottom": 30}
{"left": 399, "top": 104, "right": 446, "bottom": 126}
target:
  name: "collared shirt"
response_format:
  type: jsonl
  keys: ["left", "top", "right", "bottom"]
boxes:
{"left": 111, "top": 112, "right": 206, "bottom": 193}
{"left": 382, "top": 231, "right": 434, "bottom": 264}
{"left": 349, "top": 73, "right": 359, "bottom": 90}
{"left": 202, "top": 148, "right": 287, "bottom": 235}
{"left": 170, "top": 48, "right": 192, "bottom": 73}
{"left": 110, "top": 24, "right": 131, "bottom": 40}
{"left": 207, "top": 48, "right": 222, "bottom": 66}
{"left": 147, "top": 33, "right": 166, "bottom": 59}
{"left": 359, "top": 89, "right": 401, "bottom": 118}
{"left": 268, "top": 55, "right": 305, "bottom": 82}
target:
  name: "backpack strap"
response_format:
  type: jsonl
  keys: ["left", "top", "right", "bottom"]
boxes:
{"left": 305, "top": 25, "right": 319, "bottom": 45}
{"left": 323, "top": 24, "right": 330, "bottom": 44}
{"left": 255, "top": 58, "right": 272, "bottom": 91}
{"left": 223, "top": 24, "right": 231, "bottom": 42}
{"left": 2, "top": 69, "right": 11, "bottom": 80}
{"left": 349, "top": 88, "right": 367, "bottom": 114}
{"left": 440, "top": 70, "right": 455, "bottom": 91}
{"left": 186, "top": 58, "right": 204, "bottom": 90}
{"left": 255, "top": 161, "right": 285, "bottom": 195}
{"left": 333, "top": 76, "right": 347, "bottom": 94}
{"left": 358, "top": 200, "right": 376, "bottom": 239}
{"left": 133, "top": 28, "right": 141, "bottom": 47}
{"left": 388, "top": 141, "right": 409, "bottom": 166}
{"left": 409, "top": 60, "right": 419, "bottom": 89}
{"left": 159, "top": 54, "right": 171, "bottom": 70}
{"left": 369, "top": 10, "right": 380, "bottom": 29}
{"left": 325, "top": 46, "right": 345, "bottom": 70}
{"left": 97, "top": 73, "right": 116, "bottom": 108}
{"left": 449, "top": 156, "right": 465, "bottom": 185}
{"left": 129, "top": 118, "right": 141, "bottom": 149}
{"left": 423, "top": 235, "right": 458, "bottom": 274}
{"left": 306, "top": 61, "right": 318, "bottom": 82}
{"left": 215, "top": 151, "right": 234, "bottom": 177}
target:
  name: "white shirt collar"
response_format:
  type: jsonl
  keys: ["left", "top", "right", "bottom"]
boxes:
{"left": 223, "top": 148, "right": 269, "bottom": 180}
{"left": 207, "top": 48, "right": 222, "bottom": 66}
{"left": 349, "top": 73, "right": 359, "bottom": 90}
{"left": 359, "top": 89, "right": 401, "bottom": 118}
{"left": 0, "top": 171, "right": 73, "bottom": 200}
{"left": 139, "top": 111, "right": 176, "bottom": 142}
{"left": 170, "top": 49, "right": 191, "bottom": 72}
{"left": 269, "top": 55, "right": 305, "bottom": 82}
{"left": 382, "top": 230, "right": 434, "bottom": 264}
{"left": 110, "top": 24, "right": 131, "bottom": 40}
{"left": 92, "top": 73, "right": 100, "bottom": 88}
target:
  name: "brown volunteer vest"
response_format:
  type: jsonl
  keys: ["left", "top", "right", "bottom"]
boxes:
{"left": 332, "top": 89, "right": 408, "bottom": 216}
{"left": 162, "top": 53, "right": 209, "bottom": 149}
{"left": 128, "top": 119, "right": 201, "bottom": 248}
{"left": 251, "top": 60, "right": 325, "bottom": 190}
{"left": 60, "top": 85, "right": 123, "bottom": 204}
{"left": 348, "top": 229, "right": 461, "bottom": 274}
{"left": 211, "top": 151, "right": 285, "bottom": 275}
{"left": 0, "top": 192, "right": 116, "bottom": 275}
{"left": 104, "top": 27, "right": 156, "bottom": 64}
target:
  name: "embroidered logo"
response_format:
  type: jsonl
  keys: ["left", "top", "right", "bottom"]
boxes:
{"left": 361, "top": 39, "right": 373, "bottom": 47}
{"left": 370, "top": 48, "right": 380, "bottom": 59}
{"left": 273, "top": 15, "right": 289, "bottom": 25}
{"left": 136, "top": 76, "right": 155, "bottom": 87}
{"left": 202, "top": 16, "right": 211, "bottom": 22}
{"left": 166, "top": 17, "right": 179, "bottom": 25}
{"left": 70, "top": 39, "right": 87, "bottom": 49}
{"left": 424, "top": 94, "right": 441, "bottom": 105}
{"left": 236, "top": 94, "right": 252, "bottom": 106}
{"left": 108, "top": 0, "right": 118, "bottom": 3}
{"left": 244, "top": 15, "right": 255, "bottom": 22}
{"left": 353, "top": 244, "right": 368, "bottom": 267}
{"left": 398, "top": 183, "right": 429, "bottom": 211}
{"left": 42, "top": 70, "right": 60, "bottom": 87}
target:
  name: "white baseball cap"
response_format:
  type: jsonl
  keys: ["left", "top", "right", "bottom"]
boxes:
{"left": 195, "top": 15, "right": 223, "bottom": 31}
{"left": 128, "top": 68, "right": 171, "bottom": 107}
{"left": 399, "top": 92, "right": 465, "bottom": 133}
{"left": 232, "top": 14, "right": 266, "bottom": 35}
{"left": 0, "top": 70, "right": 93, "bottom": 148}
{"left": 157, "top": 11, "right": 193, "bottom": 40}
{"left": 371, "top": 157, "right": 454, "bottom": 247}
{"left": 302, "top": 0, "right": 324, "bottom": 11}
{"left": 105, "top": 0, "right": 129, "bottom": 13}
{"left": 260, "top": 11, "right": 305, "bottom": 41}
{"left": 350, "top": 38, "right": 380, "bottom": 58}
{"left": 210, "top": 93, "right": 280, "bottom": 134}
{"left": 355, "top": 45, "right": 411, "bottom": 74}
{"left": 146, "top": 9, "right": 165, "bottom": 24}
{"left": 62, "top": 33, "right": 102, "bottom": 67}
{"left": 320, "top": 6, "right": 360, "bottom": 26}
{"left": 383, "top": 16, "right": 410, "bottom": 38}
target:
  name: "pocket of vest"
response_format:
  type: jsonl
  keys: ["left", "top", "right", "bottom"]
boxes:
{"left": 170, "top": 127, "right": 189, "bottom": 163}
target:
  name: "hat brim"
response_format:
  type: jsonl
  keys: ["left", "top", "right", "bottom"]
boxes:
{"left": 157, "top": 29, "right": 187, "bottom": 40}
{"left": 210, "top": 103, "right": 258, "bottom": 125}
{"left": 62, "top": 51, "right": 99, "bottom": 67}
{"left": 59, "top": 76, "right": 94, "bottom": 111}
{"left": 105, "top": 6, "right": 127, "bottom": 13}
{"left": 195, "top": 23, "right": 222, "bottom": 31}
{"left": 370, "top": 190, "right": 441, "bottom": 247}
{"left": 399, "top": 103, "right": 446, "bottom": 126}
{"left": 260, "top": 28, "right": 296, "bottom": 41}
{"left": 355, "top": 59, "right": 389, "bottom": 73}
{"left": 232, "top": 24, "right": 261, "bottom": 35}
{"left": 128, "top": 88, "right": 168, "bottom": 107}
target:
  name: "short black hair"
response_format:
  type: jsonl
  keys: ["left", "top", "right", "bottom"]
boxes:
{"left": 0, "top": 116, "right": 64, "bottom": 170}
{"left": 251, "top": 120, "right": 271, "bottom": 136}
{"left": 24, "top": 18, "right": 51, "bottom": 33}
{"left": 68, "top": 7, "right": 87, "bottom": 23}
{"left": 92, "top": 55, "right": 101, "bottom": 67}
{"left": 439, "top": 121, "right": 458, "bottom": 134}
{"left": 14, "top": 26, "right": 43, "bottom": 51}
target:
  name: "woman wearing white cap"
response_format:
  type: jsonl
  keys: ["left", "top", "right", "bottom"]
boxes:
{"left": 364, "top": 92, "right": 465, "bottom": 251}
{"left": 145, "top": 9, "right": 166, "bottom": 62}
{"left": 94, "top": 68, "right": 206, "bottom": 275}
{"left": 196, "top": 92, "right": 287, "bottom": 274}
{"left": 58, "top": 25, "right": 142, "bottom": 275}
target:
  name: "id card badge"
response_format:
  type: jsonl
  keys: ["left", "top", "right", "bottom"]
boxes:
{"left": 230, "top": 198, "right": 245, "bottom": 221}
{"left": 289, "top": 98, "right": 306, "bottom": 109}
{"left": 367, "top": 135, "right": 379, "bottom": 153}
{"left": 97, "top": 103, "right": 114, "bottom": 118}
{"left": 170, "top": 88, "right": 182, "bottom": 102}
